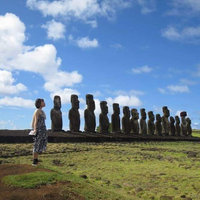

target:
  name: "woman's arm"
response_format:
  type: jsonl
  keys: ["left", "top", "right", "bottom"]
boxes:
{"left": 33, "top": 110, "right": 40, "bottom": 132}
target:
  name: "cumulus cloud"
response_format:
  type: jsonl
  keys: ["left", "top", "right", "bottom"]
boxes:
{"left": 0, "top": 70, "right": 27, "bottom": 95}
{"left": 137, "top": 0, "right": 156, "bottom": 14}
{"left": 0, "top": 97, "right": 35, "bottom": 108}
{"left": 0, "top": 120, "right": 18, "bottom": 130}
{"left": 179, "top": 79, "right": 197, "bottom": 85}
{"left": 69, "top": 35, "right": 99, "bottom": 48}
{"left": 42, "top": 20, "right": 65, "bottom": 40}
{"left": 132, "top": 65, "right": 153, "bottom": 74}
{"left": 167, "top": 85, "right": 189, "bottom": 93}
{"left": 0, "top": 13, "right": 83, "bottom": 103}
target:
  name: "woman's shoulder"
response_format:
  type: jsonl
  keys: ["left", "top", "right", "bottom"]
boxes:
{"left": 35, "top": 109, "right": 43, "bottom": 116}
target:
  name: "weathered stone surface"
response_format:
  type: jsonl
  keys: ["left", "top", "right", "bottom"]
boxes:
{"left": 122, "top": 106, "right": 131, "bottom": 134}
{"left": 162, "top": 106, "right": 170, "bottom": 136}
{"left": 155, "top": 114, "right": 162, "bottom": 136}
{"left": 148, "top": 111, "right": 155, "bottom": 135}
{"left": 175, "top": 116, "right": 181, "bottom": 136}
{"left": 169, "top": 116, "right": 175, "bottom": 136}
{"left": 130, "top": 109, "right": 139, "bottom": 135}
{"left": 84, "top": 94, "right": 96, "bottom": 132}
{"left": 50, "top": 95, "right": 63, "bottom": 132}
{"left": 111, "top": 103, "right": 121, "bottom": 133}
{"left": 186, "top": 118, "right": 192, "bottom": 136}
{"left": 180, "top": 111, "right": 187, "bottom": 136}
{"left": 99, "top": 101, "right": 109, "bottom": 133}
{"left": 69, "top": 94, "right": 80, "bottom": 132}
{"left": 139, "top": 108, "right": 147, "bottom": 135}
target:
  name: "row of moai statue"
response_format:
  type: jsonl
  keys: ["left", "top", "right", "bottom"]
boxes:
{"left": 50, "top": 94, "right": 192, "bottom": 136}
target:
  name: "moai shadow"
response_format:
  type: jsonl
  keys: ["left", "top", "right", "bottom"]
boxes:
{"left": 180, "top": 111, "right": 187, "bottom": 136}
{"left": 84, "top": 94, "right": 96, "bottom": 133}
{"left": 186, "top": 118, "right": 192, "bottom": 137}
{"left": 162, "top": 106, "right": 170, "bottom": 136}
{"left": 130, "top": 109, "right": 139, "bottom": 135}
{"left": 122, "top": 106, "right": 131, "bottom": 134}
{"left": 169, "top": 116, "right": 175, "bottom": 136}
{"left": 50, "top": 95, "right": 63, "bottom": 132}
{"left": 69, "top": 94, "right": 80, "bottom": 132}
{"left": 111, "top": 103, "right": 121, "bottom": 133}
{"left": 155, "top": 114, "right": 162, "bottom": 136}
{"left": 175, "top": 116, "right": 181, "bottom": 136}
{"left": 139, "top": 108, "right": 147, "bottom": 135}
{"left": 99, "top": 101, "right": 109, "bottom": 133}
{"left": 147, "top": 111, "right": 155, "bottom": 135}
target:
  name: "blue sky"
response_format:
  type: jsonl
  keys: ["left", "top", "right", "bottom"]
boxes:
{"left": 0, "top": 0, "right": 200, "bottom": 130}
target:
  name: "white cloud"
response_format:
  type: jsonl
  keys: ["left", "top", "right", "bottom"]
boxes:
{"left": 110, "top": 43, "right": 123, "bottom": 49}
{"left": 0, "top": 97, "right": 35, "bottom": 108}
{"left": 69, "top": 35, "right": 99, "bottom": 49}
{"left": 26, "top": 0, "right": 132, "bottom": 21}
{"left": 161, "top": 26, "right": 200, "bottom": 43}
{"left": 167, "top": 85, "right": 189, "bottom": 93}
{"left": 106, "top": 95, "right": 142, "bottom": 107}
{"left": 158, "top": 88, "right": 166, "bottom": 94}
{"left": 42, "top": 20, "right": 65, "bottom": 40}
{"left": 110, "top": 89, "right": 145, "bottom": 96}
{"left": 92, "top": 91, "right": 102, "bottom": 97}
{"left": 153, "top": 106, "right": 162, "bottom": 114}
{"left": 179, "top": 78, "right": 197, "bottom": 85}
{"left": 0, "top": 120, "right": 18, "bottom": 130}
{"left": 85, "top": 20, "right": 97, "bottom": 28}
{"left": 0, "top": 70, "right": 27, "bottom": 95}
{"left": 137, "top": 0, "right": 156, "bottom": 14}
{"left": 132, "top": 65, "right": 153, "bottom": 74}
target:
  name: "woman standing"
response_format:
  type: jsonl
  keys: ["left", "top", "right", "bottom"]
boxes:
{"left": 31, "top": 98, "right": 48, "bottom": 166}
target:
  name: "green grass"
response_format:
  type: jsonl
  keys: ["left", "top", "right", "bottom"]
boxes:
{"left": 1, "top": 141, "right": 200, "bottom": 199}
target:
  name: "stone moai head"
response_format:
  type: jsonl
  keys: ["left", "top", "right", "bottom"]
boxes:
{"left": 86, "top": 94, "right": 95, "bottom": 112}
{"left": 148, "top": 111, "right": 155, "bottom": 122}
{"left": 180, "top": 111, "right": 187, "bottom": 124}
{"left": 54, "top": 95, "right": 61, "bottom": 109}
{"left": 175, "top": 116, "right": 180, "bottom": 124}
{"left": 170, "top": 116, "right": 175, "bottom": 124}
{"left": 113, "top": 103, "right": 120, "bottom": 115}
{"left": 71, "top": 94, "right": 79, "bottom": 110}
{"left": 163, "top": 106, "right": 170, "bottom": 118}
{"left": 156, "top": 114, "right": 161, "bottom": 122}
{"left": 186, "top": 118, "right": 191, "bottom": 125}
{"left": 123, "top": 106, "right": 130, "bottom": 118}
{"left": 131, "top": 109, "right": 139, "bottom": 120}
{"left": 140, "top": 108, "right": 146, "bottom": 120}
{"left": 100, "top": 101, "right": 108, "bottom": 115}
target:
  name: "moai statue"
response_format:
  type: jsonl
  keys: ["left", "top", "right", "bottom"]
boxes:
{"left": 162, "top": 106, "right": 170, "bottom": 136}
{"left": 50, "top": 95, "right": 63, "bottom": 131}
{"left": 169, "top": 116, "right": 175, "bottom": 136}
{"left": 147, "top": 111, "right": 155, "bottom": 135}
{"left": 99, "top": 101, "right": 109, "bottom": 133}
{"left": 155, "top": 114, "right": 162, "bottom": 136}
{"left": 111, "top": 103, "right": 121, "bottom": 133}
{"left": 139, "top": 108, "right": 147, "bottom": 135}
{"left": 180, "top": 111, "right": 187, "bottom": 136}
{"left": 122, "top": 106, "right": 131, "bottom": 134}
{"left": 84, "top": 94, "right": 96, "bottom": 132}
{"left": 186, "top": 118, "right": 192, "bottom": 137}
{"left": 68, "top": 94, "right": 80, "bottom": 132}
{"left": 175, "top": 116, "right": 181, "bottom": 136}
{"left": 130, "top": 109, "right": 139, "bottom": 135}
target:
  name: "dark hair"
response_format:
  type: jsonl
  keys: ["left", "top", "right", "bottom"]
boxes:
{"left": 35, "top": 98, "right": 44, "bottom": 109}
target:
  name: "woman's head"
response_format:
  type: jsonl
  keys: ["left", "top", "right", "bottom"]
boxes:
{"left": 35, "top": 98, "right": 45, "bottom": 109}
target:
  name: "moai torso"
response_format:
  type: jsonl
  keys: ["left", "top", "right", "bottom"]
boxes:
{"left": 139, "top": 108, "right": 147, "bottom": 135}
{"left": 130, "top": 109, "right": 139, "bottom": 135}
{"left": 169, "top": 116, "right": 175, "bottom": 136}
{"left": 69, "top": 95, "right": 80, "bottom": 132}
{"left": 180, "top": 111, "right": 187, "bottom": 136}
{"left": 155, "top": 114, "right": 162, "bottom": 136}
{"left": 175, "top": 116, "right": 181, "bottom": 136}
{"left": 186, "top": 118, "right": 192, "bottom": 136}
{"left": 147, "top": 111, "right": 155, "bottom": 135}
{"left": 84, "top": 94, "right": 96, "bottom": 132}
{"left": 162, "top": 106, "right": 170, "bottom": 136}
{"left": 122, "top": 106, "right": 131, "bottom": 134}
{"left": 50, "top": 95, "right": 63, "bottom": 131}
{"left": 111, "top": 103, "right": 120, "bottom": 133}
{"left": 99, "top": 101, "right": 109, "bottom": 133}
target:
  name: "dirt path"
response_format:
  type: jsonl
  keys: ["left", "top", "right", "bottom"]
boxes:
{"left": 0, "top": 164, "right": 85, "bottom": 200}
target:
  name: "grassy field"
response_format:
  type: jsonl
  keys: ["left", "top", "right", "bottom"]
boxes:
{"left": 1, "top": 139, "right": 200, "bottom": 199}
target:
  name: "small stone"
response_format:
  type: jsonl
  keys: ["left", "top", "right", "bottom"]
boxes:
{"left": 159, "top": 173, "right": 166, "bottom": 176}
{"left": 80, "top": 174, "right": 88, "bottom": 179}
{"left": 68, "top": 164, "right": 75, "bottom": 167}
{"left": 135, "top": 187, "right": 143, "bottom": 193}
{"left": 181, "top": 195, "right": 186, "bottom": 198}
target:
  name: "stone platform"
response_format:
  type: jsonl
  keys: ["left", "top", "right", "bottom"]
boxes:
{"left": 0, "top": 130, "right": 200, "bottom": 143}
